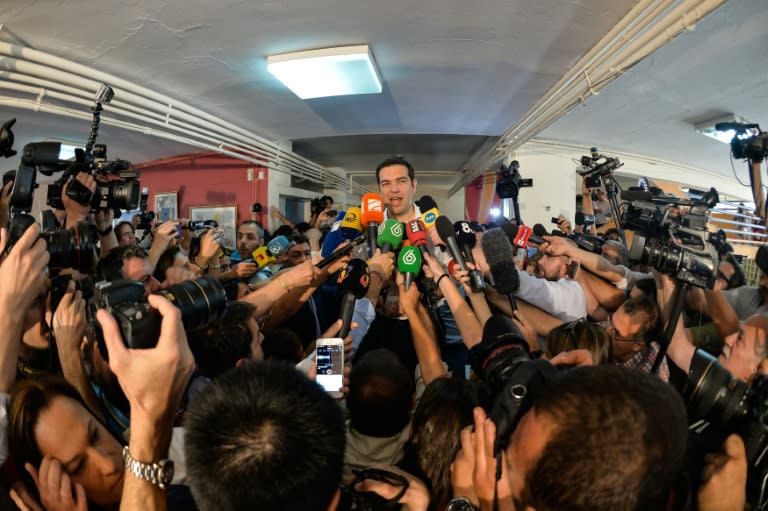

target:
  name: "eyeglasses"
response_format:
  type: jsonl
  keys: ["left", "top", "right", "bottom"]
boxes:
{"left": 605, "top": 313, "right": 641, "bottom": 343}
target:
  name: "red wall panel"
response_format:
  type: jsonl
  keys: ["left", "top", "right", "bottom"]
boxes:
{"left": 135, "top": 152, "right": 270, "bottom": 229}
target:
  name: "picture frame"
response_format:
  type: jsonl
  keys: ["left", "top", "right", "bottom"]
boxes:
{"left": 154, "top": 192, "right": 178, "bottom": 222}
{"left": 189, "top": 204, "right": 238, "bottom": 249}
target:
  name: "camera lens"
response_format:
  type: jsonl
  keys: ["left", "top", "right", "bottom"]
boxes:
{"left": 157, "top": 276, "right": 228, "bottom": 331}
{"left": 109, "top": 179, "right": 140, "bottom": 211}
{"left": 42, "top": 221, "right": 98, "bottom": 273}
{"left": 684, "top": 349, "right": 749, "bottom": 430}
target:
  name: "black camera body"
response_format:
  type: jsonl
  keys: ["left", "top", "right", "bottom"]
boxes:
{"left": 715, "top": 121, "right": 768, "bottom": 161}
{"left": 578, "top": 152, "right": 623, "bottom": 189}
{"left": 89, "top": 276, "right": 228, "bottom": 353}
{"left": 496, "top": 160, "right": 533, "bottom": 200}
{"left": 621, "top": 188, "right": 719, "bottom": 289}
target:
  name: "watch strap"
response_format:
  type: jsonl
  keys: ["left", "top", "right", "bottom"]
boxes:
{"left": 122, "top": 446, "right": 174, "bottom": 490}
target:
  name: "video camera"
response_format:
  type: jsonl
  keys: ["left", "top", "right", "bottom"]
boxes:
{"left": 715, "top": 121, "right": 768, "bottom": 161}
{"left": 496, "top": 160, "right": 532, "bottom": 199}
{"left": 578, "top": 148, "right": 623, "bottom": 189}
{"left": 620, "top": 187, "right": 719, "bottom": 289}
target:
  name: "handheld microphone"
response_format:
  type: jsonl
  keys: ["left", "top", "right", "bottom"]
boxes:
{"left": 397, "top": 245, "right": 422, "bottom": 290}
{"left": 316, "top": 236, "right": 367, "bottom": 270}
{"left": 251, "top": 246, "right": 275, "bottom": 269}
{"left": 405, "top": 219, "right": 429, "bottom": 254}
{"left": 266, "top": 235, "right": 290, "bottom": 258}
{"left": 321, "top": 211, "right": 348, "bottom": 258}
{"left": 532, "top": 224, "right": 548, "bottom": 238}
{"left": 418, "top": 195, "right": 439, "bottom": 229}
{"left": 361, "top": 193, "right": 384, "bottom": 257}
{"left": 454, "top": 221, "right": 486, "bottom": 292}
{"left": 336, "top": 259, "right": 370, "bottom": 338}
{"left": 481, "top": 228, "right": 520, "bottom": 310}
{"left": 340, "top": 207, "right": 363, "bottom": 240}
{"left": 376, "top": 218, "right": 404, "bottom": 253}
{"left": 435, "top": 216, "right": 469, "bottom": 273}
{"left": 501, "top": 222, "right": 547, "bottom": 248}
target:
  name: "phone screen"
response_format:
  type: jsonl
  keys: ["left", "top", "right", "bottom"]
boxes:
{"left": 316, "top": 340, "right": 344, "bottom": 394}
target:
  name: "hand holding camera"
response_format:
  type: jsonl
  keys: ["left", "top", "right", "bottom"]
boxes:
{"left": 62, "top": 172, "right": 96, "bottom": 224}
{"left": 0, "top": 223, "right": 49, "bottom": 312}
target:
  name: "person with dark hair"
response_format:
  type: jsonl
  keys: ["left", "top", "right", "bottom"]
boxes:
{"left": 376, "top": 155, "right": 419, "bottom": 223}
{"left": 98, "top": 244, "right": 161, "bottom": 296}
{"left": 273, "top": 224, "right": 294, "bottom": 238}
{"left": 261, "top": 327, "right": 304, "bottom": 363}
{"left": 344, "top": 348, "right": 415, "bottom": 481}
{"left": 184, "top": 361, "right": 346, "bottom": 511}
{"left": 115, "top": 220, "right": 138, "bottom": 246}
{"left": 604, "top": 294, "right": 666, "bottom": 378}
{"left": 545, "top": 319, "right": 612, "bottom": 365}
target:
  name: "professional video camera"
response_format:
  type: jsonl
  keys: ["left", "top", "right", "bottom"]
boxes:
{"left": 496, "top": 160, "right": 533, "bottom": 199}
{"left": 43, "top": 85, "right": 140, "bottom": 215}
{"left": 716, "top": 121, "right": 768, "bottom": 161}
{"left": 620, "top": 187, "right": 719, "bottom": 289}
{"left": 682, "top": 349, "right": 768, "bottom": 509}
{"left": 577, "top": 147, "right": 623, "bottom": 189}
{"left": 89, "top": 276, "right": 228, "bottom": 351}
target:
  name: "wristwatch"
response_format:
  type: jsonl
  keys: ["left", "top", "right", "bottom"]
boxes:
{"left": 122, "top": 446, "right": 175, "bottom": 490}
{"left": 446, "top": 497, "right": 480, "bottom": 511}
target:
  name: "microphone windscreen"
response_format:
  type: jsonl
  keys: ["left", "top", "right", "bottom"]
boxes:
{"left": 405, "top": 219, "right": 428, "bottom": 246}
{"left": 435, "top": 216, "right": 457, "bottom": 245}
{"left": 337, "top": 259, "right": 370, "bottom": 299}
{"left": 376, "top": 218, "right": 405, "bottom": 250}
{"left": 532, "top": 224, "right": 548, "bottom": 238}
{"left": 360, "top": 193, "right": 384, "bottom": 227}
{"left": 418, "top": 195, "right": 439, "bottom": 229}
{"left": 454, "top": 221, "right": 477, "bottom": 248}
{"left": 252, "top": 246, "right": 275, "bottom": 269}
{"left": 266, "top": 235, "right": 290, "bottom": 257}
{"left": 481, "top": 228, "right": 519, "bottom": 295}
{"left": 340, "top": 207, "right": 363, "bottom": 240}
{"left": 397, "top": 246, "right": 422, "bottom": 275}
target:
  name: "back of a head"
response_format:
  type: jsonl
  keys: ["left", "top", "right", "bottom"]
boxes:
{"left": 347, "top": 349, "right": 414, "bottom": 437}
{"left": 622, "top": 294, "right": 661, "bottom": 344}
{"left": 186, "top": 301, "right": 255, "bottom": 378}
{"left": 522, "top": 365, "right": 688, "bottom": 511}
{"left": 185, "top": 361, "right": 345, "bottom": 511}
{"left": 97, "top": 245, "right": 148, "bottom": 281}
{"left": 545, "top": 321, "right": 612, "bottom": 365}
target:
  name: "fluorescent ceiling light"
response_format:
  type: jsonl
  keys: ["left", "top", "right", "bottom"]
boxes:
{"left": 267, "top": 45, "right": 382, "bottom": 99}
{"left": 694, "top": 114, "right": 749, "bottom": 145}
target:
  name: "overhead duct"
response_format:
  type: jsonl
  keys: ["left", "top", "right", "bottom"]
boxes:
{"left": 0, "top": 34, "right": 368, "bottom": 195}
{"left": 449, "top": 0, "right": 727, "bottom": 195}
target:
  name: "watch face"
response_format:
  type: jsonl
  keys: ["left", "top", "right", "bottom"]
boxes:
{"left": 447, "top": 497, "right": 477, "bottom": 511}
{"left": 160, "top": 460, "right": 175, "bottom": 486}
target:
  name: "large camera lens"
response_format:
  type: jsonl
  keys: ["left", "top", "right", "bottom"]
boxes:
{"left": 109, "top": 179, "right": 140, "bottom": 211}
{"left": 157, "top": 276, "right": 228, "bottom": 332}
{"left": 683, "top": 349, "right": 749, "bottom": 430}
{"left": 42, "top": 221, "right": 99, "bottom": 273}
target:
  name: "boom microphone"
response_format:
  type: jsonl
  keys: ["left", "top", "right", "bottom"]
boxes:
{"left": 435, "top": 216, "right": 469, "bottom": 273}
{"left": 337, "top": 259, "right": 370, "bottom": 338}
{"left": 398, "top": 246, "right": 422, "bottom": 290}
{"left": 376, "top": 218, "right": 404, "bottom": 253}
{"left": 481, "top": 228, "right": 520, "bottom": 310}
{"left": 418, "top": 195, "right": 439, "bottom": 229}
{"left": 361, "top": 193, "right": 384, "bottom": 257}
{"left": 454, "top": 221, "right": 486, "bottom": 291}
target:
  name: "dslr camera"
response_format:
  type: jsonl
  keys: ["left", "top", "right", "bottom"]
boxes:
{"left": 715, "top": 121, "right": 768, "bottom": 161}
{"left": 89, "top": 276, "right": 228, "bottom": 351}
{"left": 578, "top": 148, "right": 623, "bottom": 189}
{"left": 496, "top": 160, "right": 533, "bottom": 199}
{"left": 620, "top": 187, "right": 719, "bottom": 289}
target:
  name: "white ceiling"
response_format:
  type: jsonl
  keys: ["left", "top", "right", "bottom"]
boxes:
{"left": 0, "top": 0, "right": 765, "bottom": 195}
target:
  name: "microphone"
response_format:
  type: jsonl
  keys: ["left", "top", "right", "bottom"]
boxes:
{"left": 405, "top": 219, "right": 429, "bottom": 254}
{"left": 316, "top": 236, "right": 367, "bottom": 270}
{"left": 481, "top": 228, "right": 520, "bottom": 311}
{"left": 376, "top": 218, "right": 404, "bottom": 253}
{"left": 361, "top": 193, "right": 384, "bottom": 257}
{"left": 501, "top": 222, "right": 546, "bottom": 248}
{"left": 418, "top": 195, "right": 439, "bottom": 229}
{"left": 454, "top": 221, "right": 486, "bottom": 291}
{"left": 320, "top": 210, "right": 348, "bottom": 257}
{"left": 266, "top": 235, "right": 290, "bottom": 258}
{"left": 397, "top": 245, "right": 422, "bottom": 290}
{"left": 532, "top": 224, "right": 548, "bottom": 238}
{"left": 340, "top": 207, "right": 363, "bottom": 240}
{"left": 251, "top": 246, "right": 275, "bottom": 269}
{"left": 336, "top": 259, "right": 370, "bottom": 338}
{"left": 435, "top": 216, "right": 469, "bottom": 273}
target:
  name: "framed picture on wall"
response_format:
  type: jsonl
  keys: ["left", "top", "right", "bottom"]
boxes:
{"left": 189, "top": 204, "right": 238, "bottom": 249}
{"left": 154, "top": 192, "right": 178, "bottom": 222}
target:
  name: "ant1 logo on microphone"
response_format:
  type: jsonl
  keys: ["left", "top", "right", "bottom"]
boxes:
{"left": 402, "top": 249, "right": 418, "bottom": 265}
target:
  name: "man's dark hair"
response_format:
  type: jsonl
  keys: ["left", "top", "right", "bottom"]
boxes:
{"left": 240, "top": 219, "right": 265, "bottom": 240}
{"left": 622, "top": 294, "right": 661, "bottom": 344}
{"left": 97, "top": 245, "right": 149, "bottom": 281}
{"left": 115, "top": 220, "right": 134, "bottom": 236}
{"left": 375, "top": 155, "right": 415, "bottom": 184}
{"left": 288, "top": 233, "right": 310, "bottom": 246}
{"left": 294, "top": 221, "right": 311, "bottom": 234}
{"left": 347, "top": 349, "right": 414, "bottom": 437}
{"left": 185, "top": 361, "right": 345, "bottom": 511}
{"left": 272, "top": 225, "right": 294, "bottom": 238}
{"left": 519, "top": 365, "right": 688, "bottom": 511}
{"left": 187, "top": 301, "right": 256, "bottom": 378}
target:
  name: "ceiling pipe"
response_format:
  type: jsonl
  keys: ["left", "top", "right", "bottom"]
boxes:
{"left": 450, "top": 0, "right": 727, "bottom": 195}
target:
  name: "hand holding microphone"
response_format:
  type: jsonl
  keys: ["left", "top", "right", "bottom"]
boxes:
{"left": 337, "top": 259, "right": 370, "bottom": 338}
{"left": 435, "top": 216, "right": 469, "bottom": 273}
{"left": 397, "top": 245, "right": 422, "bottom": 290}
{"left": 454, "top": 220, "right": 486, "bottom": 292}
{"left": 481, "top": 228, "right": 520, "bottom": 311}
